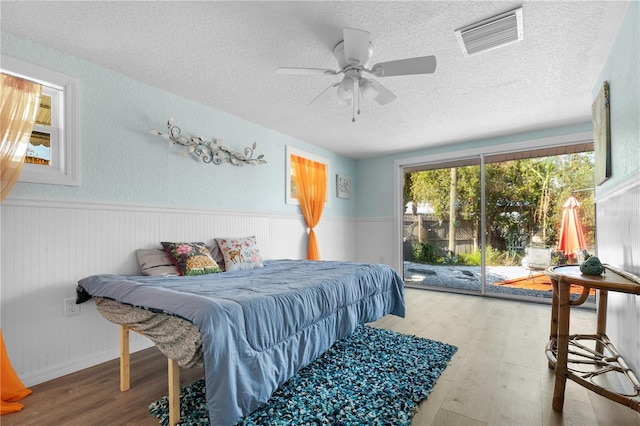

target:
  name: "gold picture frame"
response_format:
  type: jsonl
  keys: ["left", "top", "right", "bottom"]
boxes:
{"left": 592, "top": 81, "right": 611, "bottom": 185}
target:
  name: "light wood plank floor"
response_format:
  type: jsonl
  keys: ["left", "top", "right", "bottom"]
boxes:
{"left": 3, "top": 289, "right": 640, "bottom": 426}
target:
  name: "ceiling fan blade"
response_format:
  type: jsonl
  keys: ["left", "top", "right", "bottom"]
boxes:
{"left": 369, "top": 80, "right": 397, "bottom": 105}
{"left": 276, "top": 67, "right": 338, "bottom": 76}
{"left": 309, "top": 82, "right": 340, "bottom": 105}
{"left": 343, "top": 28, "right": 371, "bottom": 65}
{"left": 371, "top": 56, "right": 437, "bottom": 77}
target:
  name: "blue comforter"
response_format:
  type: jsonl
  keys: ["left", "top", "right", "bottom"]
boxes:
{"left": 77, "top": 259, "right": 405, "bottom": 425}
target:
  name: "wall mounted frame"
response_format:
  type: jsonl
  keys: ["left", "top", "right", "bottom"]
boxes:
{"left": 593, "top": 81, "right": 611, "bottom": 185}
{"left": 336, "top": 174, "right": 350, "bottom": 199}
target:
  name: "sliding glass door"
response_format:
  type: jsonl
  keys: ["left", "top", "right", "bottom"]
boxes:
{"left": 403, "top": 159, "right": 482, "bottom": 294}
{"left": 401, "top": 144, "right": 596, "bottom": 303}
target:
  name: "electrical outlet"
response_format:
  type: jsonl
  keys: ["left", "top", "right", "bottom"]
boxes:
{"left": 64, "top": 298, "right": 80, "bottom": 317}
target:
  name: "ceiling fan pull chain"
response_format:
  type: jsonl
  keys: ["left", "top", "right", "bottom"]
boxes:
{"left": 356, "top": 72, "right": 362, "bottom": 118}
{"left": 352, "top": 77, "right": 357, "bottom": 122}
{"left": 352, "top": 97, "right": 356, "bottom": 122}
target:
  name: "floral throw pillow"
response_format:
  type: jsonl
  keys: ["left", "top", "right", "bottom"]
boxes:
{"left": 214, "top": 236, "right": 264, "bottom": 272}
{"left": 160, "top": 242, "right": 221, "bottom": 276}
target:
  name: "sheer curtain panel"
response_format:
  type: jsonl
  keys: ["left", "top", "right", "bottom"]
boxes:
{"left": 291, "top": 154, "right": 327, "bottom": 260}
{"left": 1, "top": 73, "right": 42, "bottom": 201}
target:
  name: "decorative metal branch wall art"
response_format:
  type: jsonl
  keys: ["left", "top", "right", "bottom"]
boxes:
{"left": 150, "top": 118, "right": 266, "bottom": 166}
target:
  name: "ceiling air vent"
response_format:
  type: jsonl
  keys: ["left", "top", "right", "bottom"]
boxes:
{"left": 454, "top": 7, "right": 524, "bottom": 57}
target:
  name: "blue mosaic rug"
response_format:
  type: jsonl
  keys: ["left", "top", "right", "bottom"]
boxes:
{"left": 149, "top": 324, "right": 457, "bottom": 425}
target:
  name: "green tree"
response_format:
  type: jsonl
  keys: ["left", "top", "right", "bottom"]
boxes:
{"left": 407, "top": 166, "right": 480, "bottom": 222}
{"left": 405, "top": 152, "right": 595, "bottom": 259}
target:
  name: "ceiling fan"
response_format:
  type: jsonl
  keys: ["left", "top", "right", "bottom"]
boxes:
{"left": 276, "top": 28, "right": 437, "bottom": 122}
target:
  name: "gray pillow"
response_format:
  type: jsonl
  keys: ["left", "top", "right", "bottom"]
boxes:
{"left": 136, "top": 248, "right": 179, "bottom": 276}
{"left": 208, "top": 242, "right": 226, "bottom": 271}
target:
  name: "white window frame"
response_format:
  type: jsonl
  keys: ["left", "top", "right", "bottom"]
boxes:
{"left": 1, "top": 55, "right": 81, "bottom": 186}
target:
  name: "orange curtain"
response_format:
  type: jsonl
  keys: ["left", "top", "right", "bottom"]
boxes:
{"left": 1, "top": 329, "right": 32, "bottom": 414}
{"left": 1, "top": 73, "right": 43, "bottom": 202}
{"left": 0, "top": 73, "right": 39, "bottom": 414}
{"left": 291, "top": 154, "right": 327, "bottom": 260}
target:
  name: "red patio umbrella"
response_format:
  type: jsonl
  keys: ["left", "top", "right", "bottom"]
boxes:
{"left": 557, "top": 196, "right": 587, "bottom": 262}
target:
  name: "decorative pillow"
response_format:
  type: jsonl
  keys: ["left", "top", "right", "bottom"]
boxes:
{"left": 136, "top": 248, "right": 179, "bottom": 276}
{"left": 215, "top": 236, "right": 264, "bottom": 272}
{"left": 160, "top": 242, "right": 222, "bottom": 276}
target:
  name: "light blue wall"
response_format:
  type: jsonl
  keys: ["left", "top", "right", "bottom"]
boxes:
{"left": 355, "top": 122, "right": 593, "bottom": 218}
{"left": 1, "top": 33, "right": 356, "bottom": 218}
{"left": 593, "top": 0, "right": 639, "bottom": 191}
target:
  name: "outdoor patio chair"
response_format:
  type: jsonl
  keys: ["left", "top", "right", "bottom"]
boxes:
{"left": 524, "top": 247, "right": 552, "bottom": 284}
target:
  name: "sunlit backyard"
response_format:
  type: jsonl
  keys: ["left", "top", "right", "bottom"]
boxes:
{"left": 402, "top": 150, "right": 596, "bottom": 303}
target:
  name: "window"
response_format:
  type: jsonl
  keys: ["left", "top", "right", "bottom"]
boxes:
{"left": 285, "top": 146, "right": 331, "bottom": 207}
{"left": 25, "top": 90, "right": 53, "bottom": 166}
{"left": 1, "top": 55, "right": 80, "bottom": 186}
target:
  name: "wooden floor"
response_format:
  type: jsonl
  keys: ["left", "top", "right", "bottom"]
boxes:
{"left": 2, "top": 347, "right": 204, "bottom": 426}
{"left": 4, "top": 289, "right": 640, "bottom": 426}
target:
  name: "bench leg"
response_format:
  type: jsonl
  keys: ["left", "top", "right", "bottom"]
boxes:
{"left": 168, "top": 358, "right": 180, "bottom": 426}
{"left": 121, "top": 324, "right": 181, "bottom": 424}
{"left": 120, "top": 325, "right": 130, "bottom": 391}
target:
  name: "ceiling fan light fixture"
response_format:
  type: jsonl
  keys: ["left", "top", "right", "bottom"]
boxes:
{"left": 277, "top": 27, "right": 435, "bottom": 118}
{"left": 359, "top": 79, "right": 379, "bottom": 101}
{"left": 336, "top": 86, "right": 351, "bottom": 100}
{"left": 337, "top": 76, "right": 355, "bottom": 99}
{"left": 454, "top": 7, "right": 524, "bottom": 57}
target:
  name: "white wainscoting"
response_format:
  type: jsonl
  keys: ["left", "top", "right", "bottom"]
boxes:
{"left": 0, "top": 198, "right": 356, "bottom": 386}
{"left": 595, "top": 173, "right": 640, "bottom": 373}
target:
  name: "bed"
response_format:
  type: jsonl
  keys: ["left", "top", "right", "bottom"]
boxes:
{"left": 76, "top": 258, "right": 405, "bottom": 426}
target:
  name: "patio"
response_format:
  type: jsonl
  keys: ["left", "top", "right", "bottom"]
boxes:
{"left": 403, "top": 262, "right": 596, "bottom": 302}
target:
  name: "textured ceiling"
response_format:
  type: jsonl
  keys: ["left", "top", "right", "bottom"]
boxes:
{"left": 0, "top": 1, "right": 630, "bottom": 159}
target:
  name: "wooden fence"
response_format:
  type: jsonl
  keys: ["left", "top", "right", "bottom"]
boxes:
{"left": 403, "top": 214, "right": 477, "bottom": 256}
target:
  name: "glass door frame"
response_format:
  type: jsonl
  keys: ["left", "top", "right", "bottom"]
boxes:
{"left": 392, "top": 129, "right": 594, "bottom": 298}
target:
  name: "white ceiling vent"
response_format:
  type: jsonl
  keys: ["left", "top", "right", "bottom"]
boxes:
{"left": 455, "top": 7, "right": 524, "bottom": 57}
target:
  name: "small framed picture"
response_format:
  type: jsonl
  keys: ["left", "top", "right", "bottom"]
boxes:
{"left": 336, "top": 174, "right": 350, "bottom": 199}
